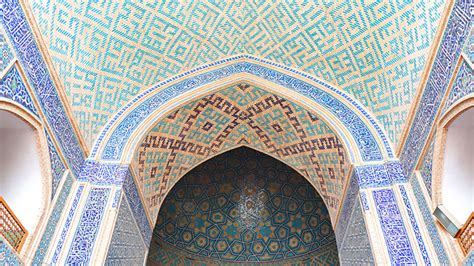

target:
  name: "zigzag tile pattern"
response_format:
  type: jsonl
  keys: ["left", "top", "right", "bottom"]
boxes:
{"left": 133, "top": 84, "right": 349, "bottom": 221}
{"left": 151, "top": 147, "right": 338, "bottom": 263}
{"left": 30, "top": 0, "right": 445, "bottom": 147}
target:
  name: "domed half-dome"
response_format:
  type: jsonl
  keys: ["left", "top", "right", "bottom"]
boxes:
{"left": 147, "top": 147, "right": 338, "bottom": 265}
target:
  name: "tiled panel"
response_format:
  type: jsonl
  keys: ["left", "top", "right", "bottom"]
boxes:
{"left": 335, "top": 172, "right": 359, "bottom": 245}
{"left": 354, "top": 161, "right": 408, "bottom": 188}
{"left": 0, "top": 239, "right": 22, "bottom": 265}
{"left": 338, "top": 199, "right": 374, "bottom": 265}
{"left": 122, "top": 169, "right": 152, "bottom": 247}
{"left": 463, "top": 27, "right": 473, "bottom": 65}
{"left": 105, "top": 193, "right": 147, "bottom": 265}
{"left": 441, "top": 60, "right": 474, "bottom": 115}
{"left": 30, "top": 0, "right": 444, "bottom": 147}
{"left": 65, "top": 187, "right": 110, "bottom": 264}
{"left": 77, "top": 160, "right": 128, "bottom": 185}
{"left": 419, "top": 136, "right": 435, "bottom": 196}
{"left": 50, "top": 185, "right": 84, "bottom": 264}
{"left": 373, "top": 189, "right": 416, "bottom": 264}
{"left": 134, "top": 84, "right": 350, "bottom": 221}
{"left": 32, "top": 172, "right": 74, "bottom": 264}
{"left": 0, "top": 25, "right": 14, "bottom": 74}
{"left": 399, "top": 185, "right": 431, "bottom": 265}
{"left": 151, "top": 147, "right": 338, "bottom": 263}
{"left": 410, "top": 175, "right": 449, "bottom": 264}
{"left": 0, "top": 66, "right": 39, "bottom": 117}
{"left": 46, "top": 132, "right": 66, "bottom": 198}
{"left": 400, "top": 0, "right": 472, "bottom": 176}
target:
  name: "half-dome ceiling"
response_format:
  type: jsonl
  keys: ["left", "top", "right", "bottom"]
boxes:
{"left": 133, "top": 83, "right": 350, "bottom": 221}
{"left": 30, "top": 1, "right": 446, "bottom": 147}
{"left": 147, "top": 147, "right": 338, "bottom": 265}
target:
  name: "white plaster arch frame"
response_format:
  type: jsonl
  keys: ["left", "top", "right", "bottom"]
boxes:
{"left": 432, "top": 95, "right": 474, "bottom": 209}
{"left": 90, "top": 55, "right": 394, "bottom": 167}
{"left": 0, "top": 99, "right": 52, "bottom": 258}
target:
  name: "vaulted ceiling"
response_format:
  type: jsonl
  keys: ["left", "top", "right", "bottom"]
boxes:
{"left": 148, "top": 147, "right": 338, "bottom": 264}
{"left": 30, "top": 0, "right": 446, "bottom": 148}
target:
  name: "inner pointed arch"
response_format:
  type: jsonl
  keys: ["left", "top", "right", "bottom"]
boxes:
{"left": 132, "top": 83, "right": 351, "bottom": 225}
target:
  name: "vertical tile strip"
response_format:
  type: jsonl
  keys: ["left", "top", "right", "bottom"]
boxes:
{"left": 399, "top": 185, "right": 431, "bottom": 265}
{"left": 65, "top": 187, "right": 110, "bottom": 264}
{"left": 51, "top": 185, "right": 84, "bottom": 264}
{"left": 373, "top": 189, "right": 416, "bottom": 264}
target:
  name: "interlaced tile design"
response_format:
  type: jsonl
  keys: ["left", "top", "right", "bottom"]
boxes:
{"left": 30, "top": 0, "right": 445, "bottom": 147}
{"left": 151, "top": 147, "right": 337, "bottom": 263}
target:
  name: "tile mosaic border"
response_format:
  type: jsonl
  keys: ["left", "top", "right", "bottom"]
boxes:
{"left": 51, "top": 185, "right": 84, "bottom": 264}
{"left": 373, "top": 188, "right": 416, "bottom": 264}
{"left": 410, "top": 175, "right": 449, "bottom": 263}
{"left": 65, "top": 187, "right": 110, "bottom": 264}
{"left": 399, "top": 185, "right": 431, "bottom": 265}
{"left": 32, "top": 172, "right": 73, "bottom": 264}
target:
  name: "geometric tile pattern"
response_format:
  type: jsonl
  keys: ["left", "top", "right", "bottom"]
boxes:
{"left": 32, "top": 172, "right": 74, "bottom": 264}
{"left": 335, "top": 172, "right": 359, "bottom": 246}
{"left": 51, "top": 185, "right": 84, "bottom": 264}
{"left": 0, "top": 66, "right": 39, "bottom": 117}
{"left": 0, "top": 238, "right": 22, "bottom": 266}
{"left": 464, "top": 250, "right": 474, "bottom": 266}
{"left": 399, "top": 185, "right": 431, "bottom": 265}
{"left": 122, "top": 170, "right": 152, "bottom": 247}
{"left": 66, "top": 187, "right": 110, "bottom": 265}
{"left": 373, "top": 189, "right": 416, "bottom": 264}
{"left": 152, "top": 147, "right": 337, "bottom": 263}
{"left": 419, "top": 136, "right": 435, "bottom": 196}
{"left": 441, "top": 60, "right": 473, "bottom": 116}
{"left": 134, "top": 84, "right": 350, "bottom": 221}
{"left": 400, "top": 0, "right": 472, "bottom": 176}
{"left": 46, "top": 132, "right": 66, "bottom": 198}
{"left": 105, "top": 193, "right": 147, "bottom": 265}
{"left": 0, "top": 25, "right": 14, "bottom": 74}
{"left": 338, "top": 198, "right": 374, "bottom": 265}
{"left": 410, "top": 175, "right": 449, "bottom": 264}
{"left": 30, "top": 0, "right": 445, "bottom": 147}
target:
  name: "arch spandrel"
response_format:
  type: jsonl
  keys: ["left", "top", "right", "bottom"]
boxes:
{"left": 91, "top": 56, "right": 394, "bottom": 166}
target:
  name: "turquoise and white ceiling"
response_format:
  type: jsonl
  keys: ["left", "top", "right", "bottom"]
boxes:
{"left": 30, "top": 0, "right": 446, "bottom": 147}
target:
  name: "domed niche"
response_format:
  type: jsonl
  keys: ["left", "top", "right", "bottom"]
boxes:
{"left": 146, "top": 147, "right": 339, "bottom": 265}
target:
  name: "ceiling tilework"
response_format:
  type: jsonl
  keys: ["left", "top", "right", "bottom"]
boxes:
{"left": 30, "top": 0, "right": 445, "bottom": 147}
{"left": 149, "top": 147, "right": 338, "bottom": 263}
{"left": 133, "top": 84, "right": 349, "bottom": 222}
